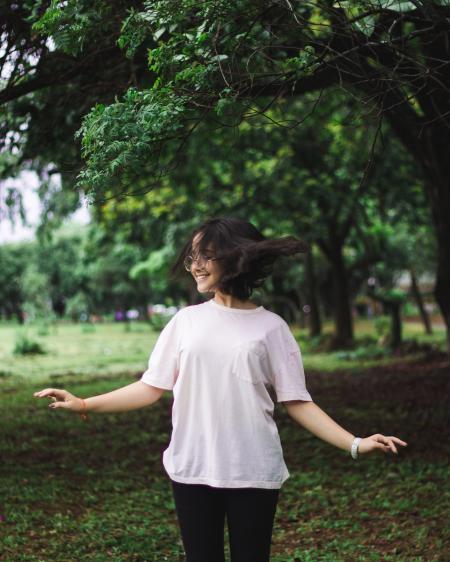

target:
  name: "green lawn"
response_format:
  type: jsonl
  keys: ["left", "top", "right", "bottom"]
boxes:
{"left": 0, "top": 320, "right": 448, "bottom": 561}
{"left": 0, "top": 318, "right": 446, "bottom": 387}
{"left": 0, "top": 322, "right": 159, "bottom": 389}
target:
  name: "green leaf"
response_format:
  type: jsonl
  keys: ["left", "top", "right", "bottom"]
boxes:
{"left": 153, "top": 27, "right": 166, "bottom": 40}
{"left": 211, "top": 54, "right": 229, "bottom": 62}
{"left": 368, "top": 0, "right": 416, "bottom": 10}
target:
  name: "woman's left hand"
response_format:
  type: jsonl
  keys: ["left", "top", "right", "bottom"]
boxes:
{"left": 358, "top": 434, "right": 407, "bottom": 456}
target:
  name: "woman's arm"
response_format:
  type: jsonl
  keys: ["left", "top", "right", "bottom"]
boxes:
{"left": 283, "top": 400, "right": 407, "bottom": 456}
{"left": 33, "top": 381, "right": 165, "bottom": 414}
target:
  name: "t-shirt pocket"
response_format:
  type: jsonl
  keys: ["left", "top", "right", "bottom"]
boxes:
{"left": 231, "top": 340, "right": 268, "bottom": 385}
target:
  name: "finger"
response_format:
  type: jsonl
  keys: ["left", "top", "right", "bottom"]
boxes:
{"left": 387, "top": 440, "right": 398, "bottom": 454}
{"left": 33, "top": 388, "right": 52, "bottom": 397}
{"left": 377, "top": 435, "right": 394, "bottom": 448}
{"left": 383, "top": 439, "right": 397, "bottom": 453}
{"left": 389, "top": 437, "right": 408, "bottom": 446}
{"left": 49, "top": 401, "right": 68, "bottom": 409}
{"left": 34, "top": 389, "right": 66, "bottom": 400}
{"left": 33, "top": 388, "right": 56, "bottom": 397}
{"left": 35, "top": 388, "right": 66, "bottom": 398}
{"left": 375, "top": 443, "right": 390, "bottom": 454}
{"left": 382, "top": 436, "right": 404, "bottom": 453}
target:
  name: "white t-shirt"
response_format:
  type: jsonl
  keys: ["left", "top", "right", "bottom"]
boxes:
{"left": 140, "top": 298, "right": 312, "bottom": 489}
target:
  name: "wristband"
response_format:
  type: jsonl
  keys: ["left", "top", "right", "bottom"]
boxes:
{"left": 351, "top": 437, "right": 361, "bottom": 459}
{"left": 79, "top": 398, "right": 89, "bottom": 422}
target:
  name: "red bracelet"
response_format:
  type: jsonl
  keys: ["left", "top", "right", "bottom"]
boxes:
{"left": 79, "top": 398, "right": 89, "bottom": 421}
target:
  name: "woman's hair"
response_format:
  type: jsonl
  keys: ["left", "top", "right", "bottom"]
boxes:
{"left": 171, "top": 217, "right": 309, "bottom": 300}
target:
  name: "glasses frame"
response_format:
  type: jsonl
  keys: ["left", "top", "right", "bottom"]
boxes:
{"left": 184, "top": 253, "right": 220, "bottom": 272}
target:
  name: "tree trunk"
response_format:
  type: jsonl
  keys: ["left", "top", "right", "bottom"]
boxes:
{"left": 421, "top": 127, "right": 450, "bottom": 352}
{"left": 387, "top": 112, "right": 450, "bottom": 353}
{"left": 328, "top": 243, "right": 354, "bottom": 347}
{"left": 390, "top": 302, "right": 402, "bottom": 350}
{"left": 409, "top": 269, "right": 432, "bottom": 335}
{"left": 285, "top": 288, "right": 304, "bottom": 327}
{"left": 305, "top": 247, "right": 322, "bottom": 337}
{"left": 269, "top": 295, "right": 301, "bottom": 325}
{"left": 368, "top": 289, "right": 403, "bottom": 349}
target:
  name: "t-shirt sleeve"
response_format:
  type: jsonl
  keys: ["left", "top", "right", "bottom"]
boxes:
{"left": 140, "top": 311, "right": 182, "bottom": 390}
{"left": 266, "top": 321, "right": 312, "bottom": 403}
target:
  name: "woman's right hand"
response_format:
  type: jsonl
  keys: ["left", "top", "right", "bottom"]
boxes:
{"left": 33, "top": 388, "right": 84, "bottom": 413}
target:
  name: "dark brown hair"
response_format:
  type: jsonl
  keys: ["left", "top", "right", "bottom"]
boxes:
{"left": 171, "top": 217, "right": 308, "bottom": 300}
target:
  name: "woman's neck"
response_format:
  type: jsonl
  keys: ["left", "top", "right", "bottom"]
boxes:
{"left": 213, "top": 292, "right": 259, "bottom": 310}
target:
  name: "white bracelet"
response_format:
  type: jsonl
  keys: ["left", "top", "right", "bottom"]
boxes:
{"left": 351, "top": 437, "right": 361, "bottom": 459}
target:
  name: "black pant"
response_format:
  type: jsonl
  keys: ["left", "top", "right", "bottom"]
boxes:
{"left": 170, "top": 479, "right": 280, "bottom": 562}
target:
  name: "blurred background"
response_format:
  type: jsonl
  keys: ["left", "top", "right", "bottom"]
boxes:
{"left": 1, "top": 2, "right": 449, "bottom": 561}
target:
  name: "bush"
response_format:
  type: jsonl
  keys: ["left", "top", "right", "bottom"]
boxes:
{"left": 149, "top": 312, "right": 173, "bottom": 332}
{"left": 65, "top": 292, "right": 90, "bottom": 322}
{"left": 374, "top": 315, "right": 391, "bottom": 345}
{"left": 335, "top": 345, "right": 389, "bottom": 361}
{"left": 13, "top": 334, "right": 46, "bottom": 356}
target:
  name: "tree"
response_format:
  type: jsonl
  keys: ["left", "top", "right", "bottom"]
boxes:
{"left": 171, "top": 95, "right": 427, "bottom": 346}
{"left": 71, "top": 0, "right": 450, "bottom": 351}
{"left": 34, "top": 229, "right": 87, "bottom": 315}
{"left": 0, "top": 242, "right": 32, "bottom": 321}
{"left": 87, "top": 92, "right": 429, "bottom": 345}
{"left": 0, "top": 0, "right": 153, "bottom": 226}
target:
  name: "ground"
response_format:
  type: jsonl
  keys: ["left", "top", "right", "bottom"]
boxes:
{"left": 0, "top": 321, "right": 448, "bottom": 561}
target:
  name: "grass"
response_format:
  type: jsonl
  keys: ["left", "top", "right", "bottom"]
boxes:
{"left": 0, "top": 322, "right": 159, "bottom": 388}
{"left": 0, "top": 319, "right": 448, "bottom": 561}
{"left": 0, "top": 318, "right": 446, "bottom": 386}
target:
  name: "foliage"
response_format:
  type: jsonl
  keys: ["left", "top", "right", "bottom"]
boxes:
{"left": 148, "top": 313, "right": 173, "bottom": 332}
{"left": 13, "top": 333, "right": 46, "bottom": 356}
{"left": 24, "top": 0, "right": 444, "bottom": 198}
{"left": 0, "top": 242, "right": 32, "bottom": 321}
{"left": 65, "top": 292, "right": 90, "bottom": 322}
{"left": 76, "top": 87, "right": 190, "bottom": 199}
{"left": 374, "top": 315, "right": 391, "bottom": 343}
{"left": 31, "top": 0, "right": 113, "bottom": 56}
{"left": 0, "top": 223, "right": 164, "bottom": 321}
{"left": 1, "top": 0, "right": 155, "bottom": 226}
{"left": 20, "top": 264, "right": 54, "bottom": 322}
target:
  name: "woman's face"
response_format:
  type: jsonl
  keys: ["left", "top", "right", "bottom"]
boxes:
{"left": 190, "top": 233, "right": 223, "bottom": 293}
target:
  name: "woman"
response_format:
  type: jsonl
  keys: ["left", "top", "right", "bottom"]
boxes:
{"left": 33, "top": 217, "right": 407, "bottom": 562}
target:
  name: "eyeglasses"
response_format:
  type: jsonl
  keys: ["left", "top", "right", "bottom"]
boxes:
{"left": 184, "top": 253, "right": 219, "bottom": 271}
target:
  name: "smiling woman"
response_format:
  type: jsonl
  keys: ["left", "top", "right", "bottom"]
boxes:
{"left": 182, "top": 240, "right": 225, "bottom": 296}
{"left": 171, "top": 216, "right": 309, "bottom": 305}
{"left": 33, "top": 215, "right": 407, "bottom": 562}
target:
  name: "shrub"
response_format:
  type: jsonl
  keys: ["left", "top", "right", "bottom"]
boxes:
{"left": 374, "top": 315, "right": 391, "bottom": 345}
{"left": 13, "top": 334, "right": 46, "bottom": 356}
{"left": 149, "top": 312, "right": 173, "bottom": 332}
